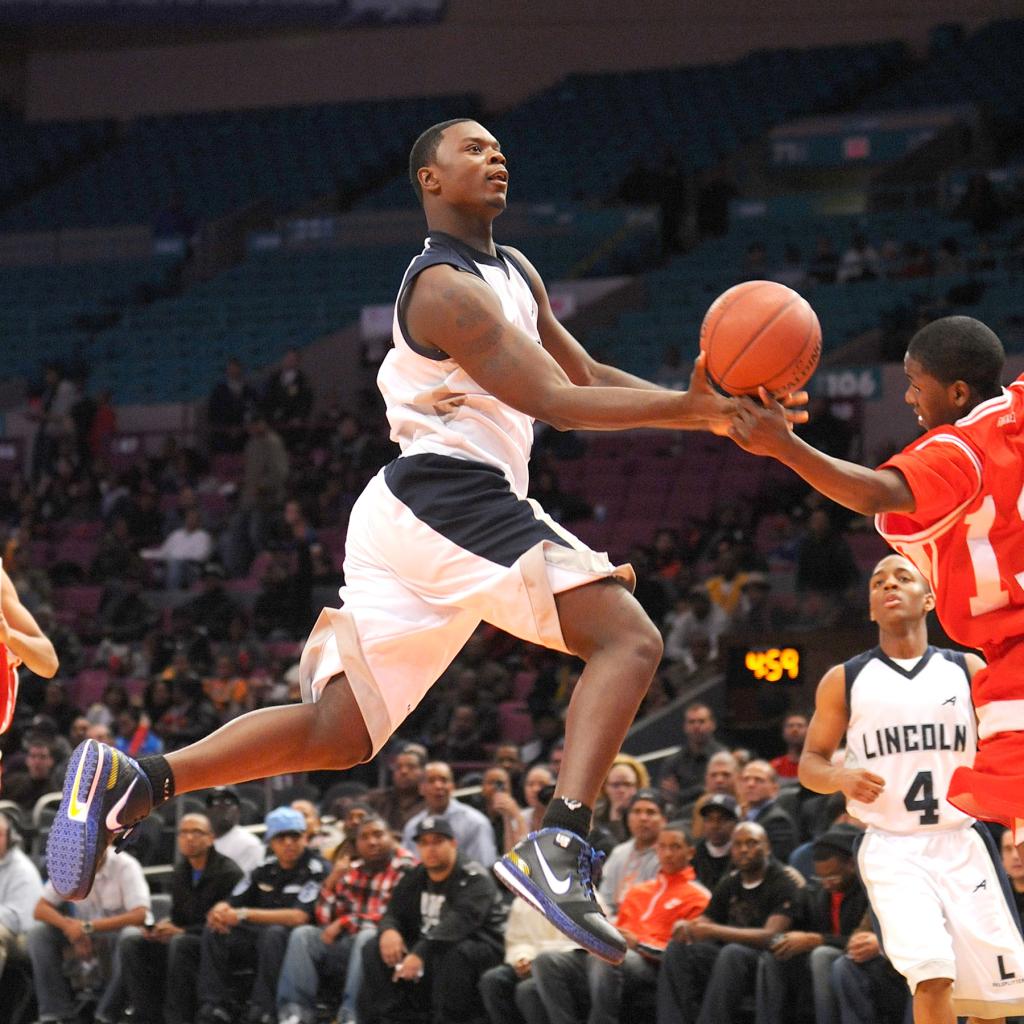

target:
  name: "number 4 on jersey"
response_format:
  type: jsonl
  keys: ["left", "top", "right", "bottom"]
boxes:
{"left": 904, "top": 770, "right": 940, "bottom": 825}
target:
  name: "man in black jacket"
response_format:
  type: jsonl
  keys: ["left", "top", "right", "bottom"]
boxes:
{"left": 359, "top": 815, "right": 506, "bottom": 1024}
{"left": 117, "top": 812, "right": 243, "bottom": 1024}
{"left": 756, "top": 824, "right": 869, "bottom": 1024}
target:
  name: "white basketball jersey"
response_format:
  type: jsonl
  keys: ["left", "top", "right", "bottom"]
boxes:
{"left": 378, "top": 231, "right": 541, "bottom": 499}
{"left": 844, "top": 646, "right": 977, "bottom": 834}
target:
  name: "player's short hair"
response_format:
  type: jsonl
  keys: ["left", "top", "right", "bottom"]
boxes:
{"left": 408, "top": 119, "right": 476, "bottom": 203}
{"left": 662, "top": 820, "right": 695, "bottom": 845}
{"left": 906, "top": 316, "right": 1005, "bottom": 398}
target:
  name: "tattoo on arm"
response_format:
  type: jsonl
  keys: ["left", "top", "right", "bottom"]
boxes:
{"left": 442, "top": 285, "right": 508, "bottom": 372}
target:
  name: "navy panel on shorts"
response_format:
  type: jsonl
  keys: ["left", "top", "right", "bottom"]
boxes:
{"left": 383, "top": 453, "right": 572, "bottom": 567}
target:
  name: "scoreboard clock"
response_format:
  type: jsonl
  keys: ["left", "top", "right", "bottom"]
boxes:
{"left": 728, "top": 645, "right": 804, "bottom": 686}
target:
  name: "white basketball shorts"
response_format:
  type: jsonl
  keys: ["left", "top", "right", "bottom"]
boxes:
{"left": 858, "top": 824, "right": 1024, "bottom": 1017}
{"left": 298, "top": 454, "right": 635, "bottom": 757}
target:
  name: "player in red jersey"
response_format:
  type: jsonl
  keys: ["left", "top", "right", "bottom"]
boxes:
{"left": 0, "top": 559, "right": 60, "bottom": 786}
{"left": 728, "top": 316, "right": 1024, "bottom": 849}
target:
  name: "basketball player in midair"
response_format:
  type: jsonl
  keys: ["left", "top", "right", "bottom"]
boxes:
{"left": 729, "top": 317, "right": 1024, "bottom": 860}
{"left": 801, "top": 553, "right": 1024, "bottom": 1023}
{"left": 0, "top": 560, "right": 59, "bottom": 788}
{"left": 45, "top": 119, "right": 806, "bottom": 962}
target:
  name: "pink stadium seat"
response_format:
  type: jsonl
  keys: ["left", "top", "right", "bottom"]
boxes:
{"left": 498, "top": 702, "right": 535, "bottom": 744}
{"left": 71, "top": 668, "right": 112, "bottom": 708}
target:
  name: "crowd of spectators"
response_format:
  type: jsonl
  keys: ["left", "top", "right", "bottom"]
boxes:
{"left": 10, "top": 707, "right": 1020, "bottom": 1024}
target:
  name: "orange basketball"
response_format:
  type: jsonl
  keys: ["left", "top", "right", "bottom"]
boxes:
{"left": 700, "top": 280, "right": 821, "bottom": 396}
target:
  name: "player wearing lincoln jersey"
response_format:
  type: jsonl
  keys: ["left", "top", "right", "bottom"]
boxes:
{"left": 728, "top": 315, "right": 1024, "bottom": 847}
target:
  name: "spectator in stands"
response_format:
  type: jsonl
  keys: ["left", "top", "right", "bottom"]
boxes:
{"left": 695, "top": 169, "right": 737, "bottom": 238}
{"left": 196, "top": 806, "right": 327, "bottom": 1024}
{"left": 253, "top": 549, "right": 312, "bottom": 641}
{"left": 808, "top": 235, "right": 840, "bottom": 285}
{"left": 592, "top": 755, "right": 648, "bottom": 848}
{"left": 209, "top": 358, "right": 258, "bottom": 454}
{"left": 837, "top": 233, "right": 880, "bottom": 283}
{"left": 89, "top": 390, "right": 117, "bottom": 462}
{"left": 263, "top": 349, "right": 314, "bottom": 452}
{"left": 290, "top": 799, "right": 342, "bottom": 858}
{"left": 691, "top": 793, "right": 739, "bottom": 891}
{"left": 954, "top": 172, "right": 1005, "bottom": 234}
{"left": 527, "top": 467, "right": 592, "bottom": 525}
{"left": 33, "top": 604, "right": 83, "bottom": 677}
{"left": 432, "top": 703, "right": 487, "bottom": 764}
{"left": 365, "top": 743, "right": 427, "bottom": 834}
{"left": 86, "top": 682, "right": 129, "bottom": 731}
{"left": 277, "top": 813, "right": 415, "bottom": 1024}
{"left": 117, "top": 812, "right": 243, "bottom": 1024}
{"left": 770, "top": 711, "right": 808, "bottom": 782}
{"left": 29, "top": 363, "right": 76, "bottom": 480}
{"left": 474, "top": 765, "right": 522, "bottom": 854}
{"left": 703, "top": 540, "right": 751, "bottom": 619}
{"left": 533, "top": 820, "right": 710, "bottom": 1024}
{"left": 663, "top": 585, "right": 729, "bottom": 673}
{"left": 181, "top": 563, "right": 242, "bottom": 643}
{"left": 770, "top": 244, "right": 809, "bottom": 291}
{"left": 359, "top": 815, "right": 506, "bottom": 1024}
{"left": 829, "top": 923, "right": 910, "bottom": 1024}
{"left": 113, "top": 706, "right": 164, "bottom": 758}
{"left": 739, "top": 760, "right": 798, "bottom": 863}
{"left": 682, "top": 750, "right": 739, "bottom": 834}
{"left": 28, "top": 847, "right": 150, "bottom": 1024}
{"left": 4, "top": 736, "right": 58, "bottom": 812}
{"left": 1002, "top": 829, "right": 1024, "bottom": 919}
{"left": 224, "top": 415, "right": 290, "bottom": 576}
{"left": 0, "top": 810, "right": 43, "bottom": 987}
{"left": 402, "top": 761, "right": 498, "bottom": 868}
{"left": 121, "top": 479, "right": 165, "bottom": 550}
{"left": 204, "top": 653, "right": 250, "bottom": 722}
{"left": 68, "top": 714, "right": 90, "bottom": 748}
{"left": 519, "top": 764, "right": 556, "bottom": 839}
{"left": 206, "top": 785, "right": 265, "bottom": 879}
{"left": 730, "top": 571, "right": 789, "bottom": 634}
{"left": 141, "top": 507, "right": 214, "bottom": 589}
{"left": 97, "top": 571, "right": 158, "bottom": 643}
{"left": 795, "top": 507, "right": 860, "bottom": 617}
{"left": 493, "top": 743, "right": 526, "bottom": 803}
{"left": 599, "top": 789, "right": 667, "bottom": 915}
{"left": 657, "top": 702, "right": 728, "bottom": 804}
{"left": 156, "top": 676, "right": 220, "bottom": 752}
{"left": 90, "top": 516, "right": 147, "bottom": 585}
{"left": 656, "top": 822, "right": 797, "bottom": 1024}
{"left": 479, "top": 887, "right": 572, "bottom": 1024}
{"left": 39, "top": 679, "right": 81, "bottom": 736}
{"left": 759, "top": 824, "right": 869, "bottom": 1024}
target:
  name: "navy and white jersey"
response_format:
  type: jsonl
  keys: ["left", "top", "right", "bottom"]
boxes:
{"left": 379, "top": 231, "right": 541, "bottom": 499}
{"left": 844, "top": 646, "right": 977, "bottom": 834}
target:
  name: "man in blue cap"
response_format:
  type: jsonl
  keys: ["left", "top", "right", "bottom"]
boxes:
{"left": 196, "top": 806, "right": 328, "bottom": 1024}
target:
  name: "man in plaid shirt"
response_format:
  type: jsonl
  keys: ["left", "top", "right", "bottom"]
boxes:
{"left": 277, "top": 813, "right": 414, "bottom": 1024}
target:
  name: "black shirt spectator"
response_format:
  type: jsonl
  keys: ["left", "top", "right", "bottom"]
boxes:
{"left": 208, "top": 359, "right": 258, "bottom": 455}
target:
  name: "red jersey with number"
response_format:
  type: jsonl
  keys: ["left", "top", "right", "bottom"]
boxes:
{"left": 876, "top": 378, "right": 1024, "bottom": 652}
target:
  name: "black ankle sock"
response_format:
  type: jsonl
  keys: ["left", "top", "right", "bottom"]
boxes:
{"left": 138, "top": 755, "right": 175, "bottom": 807}
{"left": 541, "top": 797, "right": 593, "bottom": 841}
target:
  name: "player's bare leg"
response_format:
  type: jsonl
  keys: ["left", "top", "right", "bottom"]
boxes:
{"left": 46, "top": 674, "right": 370, "bottom": 899}
{"left": 914, "top": 977, "right": 956, "bottom": 1024}
{"left": 551, "top": 579, "right": 662, "bottom": 809}
{"left": 494, "top": 577, "right": 662, "bottom": 963}
{"left": 165, "top": 673, "right": 371, "bottom": 792}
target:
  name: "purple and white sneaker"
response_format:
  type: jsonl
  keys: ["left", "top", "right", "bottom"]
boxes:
{"left": 493, "top": 827, "right": 626, "bottom": 964}
{"left": 46, "top": 739, "right": 153, "bottom": 900}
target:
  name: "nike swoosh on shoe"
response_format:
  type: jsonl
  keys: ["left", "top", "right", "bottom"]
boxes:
{"left": 106, "top": 777, "right": 139, "bottom": 831}
{"left": 533, "top": 839, "right": 573, "bottom": 895}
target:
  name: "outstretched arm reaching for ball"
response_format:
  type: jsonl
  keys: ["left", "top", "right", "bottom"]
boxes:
{"left": 728, "top": 388, "right": 915, "bottom": 516}
{"left": 799, "top": 664, "right": 885, "bottom": 803}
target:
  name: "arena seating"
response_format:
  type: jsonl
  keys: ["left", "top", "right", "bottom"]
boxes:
{"left": 0, "top": 95, "right": 477, "bottom": 230}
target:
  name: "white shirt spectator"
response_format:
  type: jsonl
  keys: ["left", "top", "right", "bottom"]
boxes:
{"left": 402, "top": 798, "right": 498, "bottom": 867}
{"left": 40, "top": 848, "right": 149, "bottom": 919}
{"left": 141, "top": 524, "right": 213, "bottom": 565}
{"left": 503, "top": 893, "right": 577, "bottom": 965}
{"left": 664, "top": 602, "right": 729, "bottom": 664}
{"left": 0, "top": 842, "right": 43, "bottom": 934}
{"left": 214, "top": 824, "right": 265, "bottom": 879}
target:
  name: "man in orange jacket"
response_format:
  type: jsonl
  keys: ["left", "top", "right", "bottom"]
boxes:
{"left": 531, "top": 822, "right": 710, "bottom": 1024}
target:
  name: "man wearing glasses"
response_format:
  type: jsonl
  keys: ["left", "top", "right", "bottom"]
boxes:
{"left": 116, "top": 812, "right": 243, "bottom": 1024}
{"left": 195, "top": 806, "right": 328, "bottom": 1024}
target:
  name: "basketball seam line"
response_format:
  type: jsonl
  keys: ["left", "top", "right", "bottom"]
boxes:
{"left": 718, "top": 291, "right": 800, "bottom": 388}
{"left": 733, "top": 301, "right": 821, "bottom": 393}
{"left": 703, "top": 280, "right": 778, "bottom": 377}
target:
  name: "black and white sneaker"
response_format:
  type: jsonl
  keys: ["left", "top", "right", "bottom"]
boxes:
{"left": 494, "top": 827, "right": 626, "bottom": 964}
